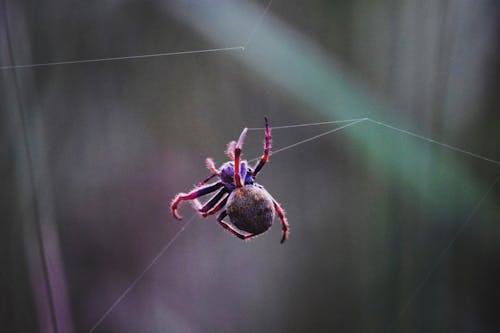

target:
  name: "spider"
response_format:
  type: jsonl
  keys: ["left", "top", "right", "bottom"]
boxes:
{"left": 170, "top": 117, "right": 289, "bottom": 243}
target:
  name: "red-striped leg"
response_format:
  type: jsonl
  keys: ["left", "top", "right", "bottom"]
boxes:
{"left": 198, "top": 189, "right": 227, "bottom": 216}
{"left": 233, "top": 127, "right": 248, "bottom": 188}
{"left": 202, "top": 195, "right": 229, "bottom": 217}
{"left": 273, "top": 200, "right": 289, "bottom": 244}
{"left": 253, "top": 116, "right": 272, "bottom": 177}
{"left": 217, "top": 211, "right": 254, "bottom": 240}
{"left": 171, "top": 182, "right": 223, "bottom": 220}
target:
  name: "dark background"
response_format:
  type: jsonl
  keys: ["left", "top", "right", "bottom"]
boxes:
{"left": 1, "top": 0, "right": 500, "bottom": 332}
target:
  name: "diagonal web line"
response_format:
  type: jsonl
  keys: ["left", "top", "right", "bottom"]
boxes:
{"left": 249, "top": 119, "right": 367, "bottom": 163}
{"left": 1, "top": 0, "right": 274, "bottom": 70}
{"left": 87, "top": 214, "right": 196, "bottom": 333}
{"left": 243, "top": 0, "right": 273, "bottom": 49}
{"left": 0, "top": 46, "right": 244, "bottom": 70}
{"left": 366, "top": 118, "right": 500, "bottom": 167}
{"left": 246, "top": 117, "right": 500, "bottom": 167}
{"left": 385, "top": 173, "right": 500, "bottom": 332}
{"left": 247, "top": 117, "right": 367, "bottom": 131}
{"left": 266, "top": 118, "right": 366, "bottom": 157}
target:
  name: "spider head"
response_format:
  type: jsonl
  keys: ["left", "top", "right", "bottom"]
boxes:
{"left": 219, "top": 161, "right": 254, "bottom": 189}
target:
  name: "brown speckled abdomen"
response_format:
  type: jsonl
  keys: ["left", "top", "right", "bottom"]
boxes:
{"left": 226, "top": 185, "right": 275, "bottom": 235}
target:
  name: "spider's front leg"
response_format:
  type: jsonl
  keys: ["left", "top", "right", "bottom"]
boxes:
{"left": 233, "top": 127, "right": 248, "bottom": 188}
{"left": 198, "top": 158, "right": 219, "bottom": 186}
{"left": 253, "top": 116, "right": 272, "bottom": 178}
{"left": 171, "top": 182, "right": 223, "bottom": 220}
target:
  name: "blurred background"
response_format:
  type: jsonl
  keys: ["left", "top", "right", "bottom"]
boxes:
{"left": 1, "top": 0, "right": 500, "bottom": 332}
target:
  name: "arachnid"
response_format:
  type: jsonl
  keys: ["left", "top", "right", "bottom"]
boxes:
{"left": 170, "top": 117, "right": 289, "bottom": 243}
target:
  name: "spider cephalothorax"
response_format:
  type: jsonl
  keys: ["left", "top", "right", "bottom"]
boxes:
{"left": 171, "top": 117, "right": 289, "bottom": 243}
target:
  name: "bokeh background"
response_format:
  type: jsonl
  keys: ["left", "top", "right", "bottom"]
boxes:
{"left": 1, "top": 0, "right": 500, "bottom": 332}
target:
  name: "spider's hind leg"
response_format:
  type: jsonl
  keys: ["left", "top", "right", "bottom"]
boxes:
{"left": 217, "top": 211, "right": 255, "bottom": 240}
{"left": 273, "top": 199, "right": 289, "bottom": 244}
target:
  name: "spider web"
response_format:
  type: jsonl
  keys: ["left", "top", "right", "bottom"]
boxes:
{"left": 88, "top": 117, "right": 499, "bottom": 333}
{"left": 3, "top": 0, "right": 499, "bottom": 332}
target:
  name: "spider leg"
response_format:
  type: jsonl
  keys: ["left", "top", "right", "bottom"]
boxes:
{"left": 253, "top": 116, "right": 272, "bottom": 178}
{"left": 217, "top": 211, "right": 255, "bottom": 240}
{"left": 233, "top": 127, "right": 248, "bottom": 188}
{"left": 273, "top": 199, "right": 290, "bottom": 244}
{"left": 202, "top": 195, "right": 229, "bottom": 217}
{"left": 171, "top": 182, "right": 223, "bottom": 220}
{"left": 226, "top": 141, "right": 236, "bottom": 160}
{"left": 198, "top": 189, "right": 227, "bottom": 215}
{"left": 205, "top": 158, "right": 218, "bottom": 174}
{"left": 198, "top": 158, "right": 219, "bottom": 186}
{"left": 198, "top": 174, "right": 216, "bottom": 187}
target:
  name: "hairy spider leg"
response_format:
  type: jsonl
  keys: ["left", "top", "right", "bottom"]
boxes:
{"left": 234, "top": 127, "right": 248, "bottom": 187}
{"left": 205, "top": 158, "right": 218, "bottom": 174}
{"left": 171, "top": 182, "right": 223, "bottom": 220}
{"left": 226, "top": 141, "right": 236, "bottom": 160}
{"left": 198, "top": 189, "right": 228, "bottom": 215}
{"left": 198, "top": 174, "right": 216, "bottom": 186}
{"left": 273, "top": 200, "right": 289, "bottom": 244}
{"left": 253, "top": 116, "right": 272, "bottom": 177}
{"left": 191, "top": 189, "right": 226, "bottom": 214}
{"left": 198, "top": 158, "right": 219, "bottom": 186}
{"left": 202, "top": 195, "right": 229, "bottom": 217}
{"left": 217, "top": 210, "right": 255, "bottom": 240}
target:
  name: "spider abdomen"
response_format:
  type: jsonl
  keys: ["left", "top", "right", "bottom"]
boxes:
{"left": 226, "top": 185, "right": 275, "bottom": 235}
